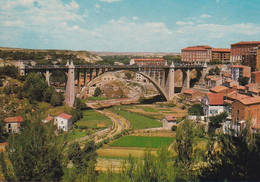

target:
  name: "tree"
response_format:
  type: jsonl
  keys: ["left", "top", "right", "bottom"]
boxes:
{"left": 175, "top": 119, "right": 196, "bottom": 163}
{"left": 238, "top": 77, "right": 249, "bottom": 86}
{"left": 0, "top": 119, "right": 64, "bottom": 181}
{"left": 0, "top": 120, "right": 8, "bottom": 142}
{"left": 50, "top": 92, "right": 63, "bottom": 106}
{"left": 208, "top": 66, "right": 220, "bottom": 75}
{"left": 209, "top": 111, "right": 228, "bottom": 133}
{"left": 23, "top": 73, "right": 48, "bottom": 103}
{"left": 66, "top": 141, "right": 97, "bottom": 181}
{"left": 93, "top": 87, "right": 102, "bottom": 97}
{"left": 125, "top": 72, "right": 133, "bottom": 80}
{"left": 188, "top": 104, "right": 204, "bottom": 116}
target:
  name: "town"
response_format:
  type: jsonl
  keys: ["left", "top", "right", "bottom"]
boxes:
{"left": 0, "top": 40, "right": 260, "bottom": 181}
{"left": 0, "top": 0, "right": 259, "bottom": 181}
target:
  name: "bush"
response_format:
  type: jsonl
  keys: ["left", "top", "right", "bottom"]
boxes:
{"left": 171, "top": 125, "right": 177, "bottom": 131}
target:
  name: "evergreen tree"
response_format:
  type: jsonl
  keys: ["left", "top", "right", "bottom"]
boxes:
{"left": 0, "top": 119, "right": 64, "bottom": 181}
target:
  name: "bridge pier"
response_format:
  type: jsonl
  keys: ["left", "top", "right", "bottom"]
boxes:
{"left": 65, "top": 60, "right": 75, "bottom": 107}
{"left": 186, "top": 68, "right": 190, "bottom": 89}
{"left": 44, "top": 70, "right": 52, "bottom": 86}
{"left": 78, "top": 70, "right": 82, "bottom": 91}
{"left": 165, "top": 63, "right": 175, "bottom": 100}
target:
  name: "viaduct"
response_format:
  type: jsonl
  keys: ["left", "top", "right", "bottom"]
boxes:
{"left": 19, "top": 61, "right": 207, "bottom": 107}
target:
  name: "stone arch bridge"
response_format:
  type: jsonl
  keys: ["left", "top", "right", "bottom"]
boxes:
{"left": 20, "top": 61, "right": 207, "bottom": 107}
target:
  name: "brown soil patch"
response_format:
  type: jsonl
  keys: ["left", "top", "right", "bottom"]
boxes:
{"left": 97, "top": 122, "right": 106, "bottom": 127}
{"left": 97, "top": 148, "right": 156, "bottom": 158}
{"left": 96, "top": 158, "right": 123, "bottom": 172}
{"left": 131, "top": 132, "right": 175, "bottom": 137}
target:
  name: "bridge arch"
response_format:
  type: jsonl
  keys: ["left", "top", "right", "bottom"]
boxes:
{"left": 78, "top": 70, "right": 168, "bottom": 101}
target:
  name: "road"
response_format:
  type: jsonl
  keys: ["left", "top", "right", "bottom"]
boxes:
{"left": 69, "top": 109, "right": 131, "bottom": 145}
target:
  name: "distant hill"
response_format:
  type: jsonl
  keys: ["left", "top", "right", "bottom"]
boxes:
{"left": 90, "top": 51, "right": 181, "bottom": 57}
{"left": 0, "top": 47, "right": 102, "bottom": 64}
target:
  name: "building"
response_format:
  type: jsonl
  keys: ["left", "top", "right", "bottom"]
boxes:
{"left": 230, "top": 41, "right": 260, "bottom": 63}
{"left": 55, "top": 113, "right": 73, "bottom": 132}
{"left": 135, "top": 73, "right": 148, "bottom": 82}
{"left": 230, "top": 65, "right": 251, "bottom": 82}
{"left": 183, "top": 89, "right": 199, "bottom": 100}
{"left": 181, "top": 45, "right": 212, "bottom": 63}
{"left": 101, "top": 74, "right": 117, "bottom": 82}
{"left": 43, "top": 115, "right": 54, "bottom": 123}
{"left": 209, "top": 85, "right": 229, "bottom": 94}
{"left": 3, "top": 116, "right": 24, "bottom": 133}
{"left": 251, "top": 70, "right": 260, "bottom": 84}
{"left": 211, "top": 48, "right": 231, "bottom": 62}
{"left": 209, "top": 77, "right": 224, "bottom": 88}
{"left": 242, "top": 46, "right": 258, "bottom": 71}
{"left": 229, "top": 96, "right": 260, "bottom": 135}
{"left": 129, "top": 58, "right": 166, "bottom": 66}
{"left": 223, "top": 78, "right": 239, "bottom": 88}
{"left": 201, "top": 92, "right": 224, "bottom": 119}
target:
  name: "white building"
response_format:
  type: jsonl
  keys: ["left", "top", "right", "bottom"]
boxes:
{"left": 55, "top": 113, "right": 73, "bottom": 132}
{"left": 201, "top": 92, "right": 224, "bottom": 119}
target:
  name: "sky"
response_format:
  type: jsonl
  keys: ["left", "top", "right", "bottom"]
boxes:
{"left": 0, "top": 0, "right": 259, "bottom": 52}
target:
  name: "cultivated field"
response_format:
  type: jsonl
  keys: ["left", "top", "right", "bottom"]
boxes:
{"left": 109, "top": 108, "right": 162, "bottom": 129}
{"left": 110, "top": 136, "right": 174, "bottom": 148}
{"left": 77, "top": 110, "right": 112, "bottom": 129}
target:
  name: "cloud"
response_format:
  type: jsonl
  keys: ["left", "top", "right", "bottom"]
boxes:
{"left": 95, "top": 4, "right": 101, "bottom": 9}
{"left": 176, "top": 21, "right": 194, "bottom": 25}
{"left": 132, "top": 16, "right": 138, "bottom": 20}
{"left": 200, "top": 14, "right": 212, "bottom": 18}
{"left": 216, "top": 0, "right": 220, "bottom": 3}
{"left": 100, "top": 0, "right": 121, "bottom": 3}
{"left": 66, "top": 0, "right": 79, "bottom": 11}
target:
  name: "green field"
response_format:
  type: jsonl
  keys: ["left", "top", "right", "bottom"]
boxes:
{"left": 63, "top": 129, "right": 86, "bottom": 141}
{"left": 110, "top": 136, "right": 174, "bottom": 148}
{"left": 77, "top": 110, "right": 112, "bottom": 129}
{"left": 109, "top": 109, "right": 162, "bottom": 129}
{"left": 137, "top": 106, "right": 159, "bottom": 113}
{"left": 87, "top": 96, "right": 115, "bottom": 101}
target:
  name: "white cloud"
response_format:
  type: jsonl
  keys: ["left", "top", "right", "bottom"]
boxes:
{"left": 132, "top": 16, "right": 138, "bottom": 20}
{"left": 66, "top": 0, "right": 79, "bottom": 11}
{"left": 100, "top": 0, "right": 121, "bottom": 3}
{"left": 216, "top": 0, "right": 220, "bottom": 3}
{"left": 3, "top": 20, "right": 25, "bottom": 27}
{"left": 200, "top": 14, "right": 212, "bottom": 18}
{"left": 95, "top": 4, "right": 101, "bottom": 9}
{"left": 83, "top": 9, "right": 89, "bottom": 18}
{"left": 176, "top": 21, "right": 194, "bottom": 25}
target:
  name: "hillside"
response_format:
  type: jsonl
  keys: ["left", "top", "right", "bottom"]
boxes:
{"left": 0, "top": 47, "right": 102, "bottom": 64}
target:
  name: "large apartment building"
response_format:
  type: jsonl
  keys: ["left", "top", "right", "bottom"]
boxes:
{"left": 231, "top": 65, "right": 251, "bottom": 82}
{"left": 181, "top": 45, "right": 212, "bottom": 63}
{"left": 211, "top": 48, "right": 231, "bottom": 62}
{"left": 181, "top": 45, "right": 230, "bottom": 63}
{"left": 230, "top": 41, "right": 260, "bottom": 63}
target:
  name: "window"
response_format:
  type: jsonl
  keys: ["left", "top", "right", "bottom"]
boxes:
{"left": 210, "top": 109, "right": 218, "bottom": 115}
{"left": 237, "top": 110, "right": 239, "bottom": 121}
{"left": 61, "top": 121, "right": 63, "bottom": 124}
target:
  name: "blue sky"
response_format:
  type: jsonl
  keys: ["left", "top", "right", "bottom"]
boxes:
{"left": 0, "top": 0, "right": 259, "bottom": 52}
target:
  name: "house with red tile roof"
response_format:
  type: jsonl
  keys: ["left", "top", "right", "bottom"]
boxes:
{"left": 201, "top": 92, "right": 225, "bottom": 119}
{"left": 3, "top": 116, "right": 24, "bottom": 133}
{"left": 210, "top": 85, "right": 229, "bottom": 94}
{"left": 55, "top": 113, "right": 73, "bottom": 132}
{"left": 229, "top": 95, "right": 260, "bottom": 135}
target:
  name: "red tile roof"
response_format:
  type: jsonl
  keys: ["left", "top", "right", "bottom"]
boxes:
{"left": 237, "top": 86, "right": 246, "bottom": 90}
{"left": 211, "top": 77, "right": 223, "bottom": 81}
{"left": 231, "top": 41, "right": 260, "bottom": 46}
{"left": 45, "top": 116, "right": 54, "bottom": 122}
{"left": 252, "top": 70, "right": 260, "bottom": 74}
{"left": 183, "top": 89, "right": 197, "bottom": 95}
{"left": 210, "top": 86, "right": 228, "bottom": 93}
{"left": 164, "top": 116, "right": 177, "bottom": 122}
{"left": 237, "top": 96, "right": 260, "bottom": 105}
{"left": 206, "top": 92, "right": 224, "bottom": 105}
{"left": 57, "top": 113, "right": 72, "bottom": 120}
{"left": 182, "top": 45, "right": 212, "bottom": 51}
{"left": 245, "top": 83, "right": 256, "bottom": 88}
{"left": 212, "top": 48, "right": 231, "bottom": 52}
{"left": 4, "top": 116, "right": 24, "bottom": 123}
{"left": 133, "top": 58, "right": 165, "bottom": 62}
{"left": 231, "top": 65, "right": 249, "bottom": 68}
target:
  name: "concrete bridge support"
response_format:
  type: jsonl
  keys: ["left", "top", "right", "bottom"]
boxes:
{"left": 65, "top": 61, "right": 75, "bottom": 107}
{"left": 165, "top": 63, "right": 175, "bottom": 100}
{"left": 44, "top": 70, "right": 52, "bottom": 86}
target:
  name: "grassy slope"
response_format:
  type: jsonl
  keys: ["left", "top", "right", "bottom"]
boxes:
{"left": 109, "top": 109, "right": 162, "bottom": 129}
{"left": 110, "top": 136, "right": 173, "bottom": 148}
{"left": 137, "top": 106, "right": 159, "bottom": 113}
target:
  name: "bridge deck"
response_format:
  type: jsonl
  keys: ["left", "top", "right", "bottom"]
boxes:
{"left": 24, "top": 64, "right": 204, "bottom": 70}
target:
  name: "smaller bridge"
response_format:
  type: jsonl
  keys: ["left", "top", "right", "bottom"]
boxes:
{"left": 19, "top": 61, "right": 207, "bottom": 107}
